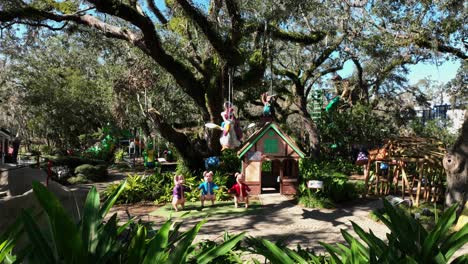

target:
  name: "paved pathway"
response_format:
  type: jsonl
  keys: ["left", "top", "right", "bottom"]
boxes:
{"left": 190, "top": 193, "right": 389, "bottom": 253}
{"left": 109, "top": 192, "right": 390, "bottom": 254}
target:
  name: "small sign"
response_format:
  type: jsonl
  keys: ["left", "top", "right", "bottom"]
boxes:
{"left": 308, "top": 180, "right": 323, "bottom": 189}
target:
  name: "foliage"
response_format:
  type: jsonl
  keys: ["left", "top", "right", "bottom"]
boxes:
{"left": 67, "top": 175, "right": 89, "bottom": 185}
{"left": 409, "top": 119, "right": 458, "bottom": 147}
{"left": 321, "top": 200, "right": 468, "bottom": 263}
{"left": 218, "top": 149, "right": 242, "bottom": 175}
{"left": 104, "top": 171, "right": 231, "bottom": 205}
{"left": 318, "top": 104, "right": 395, "bottom": 157}
{"left": 114, "top": 148, "right": 125, "bottom": 163}
{"left": 244, "top": 236, "right": 330, "bottom": 264}
{"left": 1, "top": 180, "right": 466, "bottom": 263}
{"left": 299, "top": 158, "right": 365, "bottom": 205}
{"left": 299, "top": 190, "right": 335, "bottom": 209}
{"left": 74, "top": 164, "right": 108, "bottom": 182}
{"left": 0, "top": 181, "right": 245, "bottom": 264}
{"left": 1, "top": 35, "right": 116, "bottom": 149}
{"left": 370, "top": 202, "right": 445, "bottom": 231}
{"left": 49, "top": 155, "right": 106, "bottom": 171}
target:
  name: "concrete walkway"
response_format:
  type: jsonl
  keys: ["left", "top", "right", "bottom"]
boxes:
{"left": 109, "top": 192, "right": 389, "bottom": 253}
{"left": 189, "top": 194, "right": 389, "bottom": 253}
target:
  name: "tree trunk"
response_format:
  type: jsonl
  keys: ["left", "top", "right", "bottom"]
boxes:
{"left": 443, "top": 112, "right": 468, "bottom": 217}
{"left": 297, "top": 96, "right": 320, "bottom": 157}
{"left": 148, "top": 109, "right": 204, "bottom": 170}
{"left": 302, "top": 115, "right": 320, "bottom": 157}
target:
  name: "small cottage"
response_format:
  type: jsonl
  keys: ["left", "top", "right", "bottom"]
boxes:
{"left": 237, "top": 122, "right": 304, "bottom": 195}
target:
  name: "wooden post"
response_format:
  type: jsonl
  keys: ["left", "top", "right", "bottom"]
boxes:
{"left": 363, "top": 160, "right": 371, "bottom": 197}
{"left": 375, "top": 161, "right": 379, "bottom": 195}
{"left": 400, "top": 164, "right": 414, "bottom": 203}
{"left": 279, "top": 160, "right": 284, "bottom": 194}
{"left": 415, "top": 162, "right": 424, "bottom": 207}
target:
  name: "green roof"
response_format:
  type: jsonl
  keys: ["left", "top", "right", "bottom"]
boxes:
{"left": 237, "top": 123, "right": 305, "bottom": 159}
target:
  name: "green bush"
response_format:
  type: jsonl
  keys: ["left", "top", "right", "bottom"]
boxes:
{"left": 74, "top": 164, "right": 108, "bottom": 181}
{"left": 218, "top": 149, "right": 241, "bottom": 174}
{"left": 104, "top": 171, "right": 232, "bottom": 205}
{"left": 114, "top": 148, "right": 125, "bottom": 163}
{"left": 298, "top": 158, "right": 365, "bottom": 204}
{"left": 299, "top": 191, "right": 334, "bottom": 209}
{"left": 320, "top": 200, "right": 468, "bottom": 263}
{"left": 0, "top": 181, "right": 245, "bottom": 263}
{"left": 67, "top": 175, "right": 89, "bottom": 184}
{"left": 50, "top": 155, "right": 106, "bottom": 171}
{"left": 1, "top": 182, "right": 466, "bottom": 263}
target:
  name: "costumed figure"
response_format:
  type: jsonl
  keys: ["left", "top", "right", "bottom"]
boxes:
{"left": 229, "top": 172, "right": 251, "bottom": 208}
{"left": 198, "top": 171, "right": 219, "bottom": 207}
{"left": 172, "top": 175, "right": 191, "bottom": 211}
{"left": 221, "top": 101, "right": 243, "bottom": 142}
{"left": 143, "top": 142, "right": 156, "bottom": 168}
{"left": 261, "top": 92, "right": 277, "bottom": 117}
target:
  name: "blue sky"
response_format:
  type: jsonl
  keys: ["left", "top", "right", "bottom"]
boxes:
{"left": 337, "top": 59, "right": 461, "bottom": 85}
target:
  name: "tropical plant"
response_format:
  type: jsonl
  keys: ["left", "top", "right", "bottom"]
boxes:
{"left": 114, "top": 148, "right": 125, "bottom": 163}
{"left": 321, "top": 200, "right": 468, "bottom": 263}
{"left": 0, "top": 180, "right": 246, "bottom": 264}
{"left": 299, "top": 158, "right": 364, "bottom": 205}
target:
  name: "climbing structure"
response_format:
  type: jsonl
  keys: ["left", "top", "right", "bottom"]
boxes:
{"left": 309, "top": 89, "right": 324, "bottom": 121}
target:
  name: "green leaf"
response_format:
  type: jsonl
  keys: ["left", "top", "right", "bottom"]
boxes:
{"left": 32, "top": 181, "right": 84, "bottom": 262}
{"left": 451, "top": 254, "right": 468, "bottom": 264}
{"left": 142, "top": 220, "right": 172, "bottom": 264}
{"left": 197, "top": 232, "right": 245, "bottom": 264}
{"left": 442, "top": 223, "right": 468, "bottom": 260}
{"left": 168, "top": 220, "right": 206, "bottom": 264}
{"left": 341, "top": 229, "right": 369, "bottom": 259}
{"left": 257, "top": 239, "right": 295, "bottom": 264}
{"left": 318, "top": 242, "right": 343, "bottom": 264}
{"left": 351, "top": 222, "right": 387, "bottom": 256}
{"left": 128, "top": 225, "right": 147, "bottom": 263}
{"left": 80, "top": 186, "right": 100, "bottom": 255}
{"left": 0, "top": 218, "right": 23, "bottom": 263}
{"left": 21, "top": 210, "right": 55, "bottom": 263}
{"left": 94, "top": 214, "right": 120, "bottom": 261}
{"left": 99, "top": 180, "right": 127, "bottom": 218}
{"left": 283, "top": 247, "right": 309, "bottom": 264}
{"left": 421, "top": 203, "right": 458, "bottom": 261}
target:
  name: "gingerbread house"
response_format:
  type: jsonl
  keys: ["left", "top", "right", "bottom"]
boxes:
{"left": 237, "top": 123, "right": 304, "bottom": 195}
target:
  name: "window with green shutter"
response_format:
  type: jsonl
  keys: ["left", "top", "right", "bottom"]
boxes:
{"left": 264, "top": 138, "right": 278, "bottom": 153}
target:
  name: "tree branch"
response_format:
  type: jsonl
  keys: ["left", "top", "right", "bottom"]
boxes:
{"left": 270, "top": 25, "right": 326, "bottom": 45}
{"left": 174, "top": 0, "right": 242, "bottom": 65}
{"left": 0, "top": 7, "right": 142, "bottom": 44}
{"left": 225, "top": 0, "right": 243, "bottom": 47}
{"left": 415, "top": 37, "right": 467, "bottom": 60}
{"left": 146, "top": 0, "right": 168, "bottom": 25}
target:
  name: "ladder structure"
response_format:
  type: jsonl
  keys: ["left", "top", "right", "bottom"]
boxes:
{"left": 309, "top": 90, "right": 324, "bottom": 121}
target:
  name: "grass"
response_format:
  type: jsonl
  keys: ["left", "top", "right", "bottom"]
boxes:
{"left": 150, "top": 200, "right": 263, "bottom": 219}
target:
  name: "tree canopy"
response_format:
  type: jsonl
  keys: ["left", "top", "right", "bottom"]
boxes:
{"left": 0, "top": 0, "right": 465, "bottom": 168}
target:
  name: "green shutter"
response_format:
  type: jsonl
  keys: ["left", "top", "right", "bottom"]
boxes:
{"left": 264, "top": 138, "right": 278, "bottom": 153}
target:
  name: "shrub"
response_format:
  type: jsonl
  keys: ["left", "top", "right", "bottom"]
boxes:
{"left": 104, "top": 171, "right": 232, "bottom": 205}
{"left": 113, "top": 148, "right": 125, "bottom": 163}
{"left": 298, "top": 158, "right": 365, "bottom": 204}
{"left": 218, "top": 149, "right": 241, "bottom": 174}
{"left": 74, "top": 164, "right": 108, "bottom": 181}
{"left": 67, "top": 175, "right": 89, "bottom": 185}
{"left": 0, "top": 181, "right": 245, "bottom": 263}
{"left": 299, "top": 191, "right": 334, "bottom": 209}
{"left": 49, "top": 155, "right": 106, "bottom": 171}
{"left": 321, "top": 200, "right": 468, "bottom": 263}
